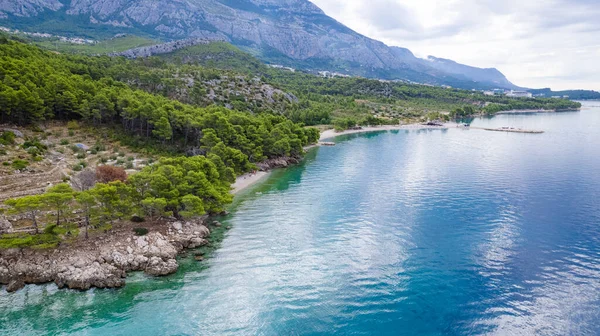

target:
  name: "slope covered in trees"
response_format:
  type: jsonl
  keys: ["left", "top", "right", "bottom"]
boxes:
{"left": 0, "top": 37, "right": 318, "bottom": 157}
{"left": 9, "top": 33, "right": 580, "bottom": 129}
{"left": 103, "top": 42, "right": 581, "bottom": 126}
{"left": 0, "top": 37, "right": 319, "bottom": 239}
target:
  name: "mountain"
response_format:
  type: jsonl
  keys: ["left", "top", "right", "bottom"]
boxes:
{"left": 0, "top": 0, "right": 519, "bottom": 89}
{"left": 423, "top": 56, "right": 518, "bottom": 89}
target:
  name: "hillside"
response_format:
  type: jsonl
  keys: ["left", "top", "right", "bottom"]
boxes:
{"left": 0, "top": 35, "right": 583, "bottom": 287}
{"left": 528, "top": 88, "right": 600, "bottom": 100}
{"left": 0, "top": 0, "right": 518, "bottom": 90}
{"left": 7, "top": 35, "right": 570, "bottom": 128}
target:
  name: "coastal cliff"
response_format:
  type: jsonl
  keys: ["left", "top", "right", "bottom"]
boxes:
{"left": 0, "top": 218, "right": 213, "bottom": 292}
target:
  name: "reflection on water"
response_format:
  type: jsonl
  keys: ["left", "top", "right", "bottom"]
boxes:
{"left": 1, "top": 102, "right": 600, "bottom": 335}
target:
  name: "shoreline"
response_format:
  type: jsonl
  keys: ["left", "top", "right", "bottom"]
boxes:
{"left": 0, "top": 115, "right": 544, "bottom": 292}
{"left": 0, "top": 217, "right": 217, "bottom": 292}
{"left": 229, "top": 123, "right": 454, "bottom": 196}
{"left": 495, "top": 108, "right": 581, "bottom": 114}
{"left": 231, "top": 171, "right": 270, "bottom": 194}
{"left": 319, "top": 123, "right": 451, "bottom": 141}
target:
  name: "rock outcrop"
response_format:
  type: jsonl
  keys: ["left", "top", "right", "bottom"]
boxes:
{"left": 110, "top": 38, "right": 219, "bottom": 58}
{"left": 257, "top": 156, "right": 301, "bottom": 170}
{"left": 0, "top": 219, "right": 211, "bottom": 292}
{"left": 0, "top": 218, "right": 12, "bottom": 234}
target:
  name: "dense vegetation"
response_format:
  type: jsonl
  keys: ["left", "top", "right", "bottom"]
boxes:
{"left": 528, "top": 88, "right": 600, "bottom": 100}
{"left": 160, "top": 42, "right": 267, "bottom": 74}
{"left": 0, "top": 37, "right": 318, "bottom": 240}
{"left": 3, "top": 156, "right": 232, "bottom": 247}
{"left": 8, "top": 32, "right": 581, "bottom": 129}
{"left": 0, "top": 38, "right": 318, "bottom": 156}
{"left": 35, "top": 35, "right": 158, "bottom": 55}
{"left": 0, "top": 34, "right": 585, "bottom": 247}
{"left": 265, "top": 71, "right": 582, "bottom": 121}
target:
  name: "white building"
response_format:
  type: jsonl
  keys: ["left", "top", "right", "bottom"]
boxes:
{"left": 506, "top": 90, "right": 533, "bottom": 98}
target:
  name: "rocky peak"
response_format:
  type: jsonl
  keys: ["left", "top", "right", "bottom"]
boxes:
{"left": 0, "top": 0, "right": 62, "bottom": 17}
{"left": 0, "top": 0, "right": 519, "bottom": 89}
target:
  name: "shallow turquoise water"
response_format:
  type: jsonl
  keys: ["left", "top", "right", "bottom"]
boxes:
{"left": 1, "top": 102, "right": 600, "bottom": 335}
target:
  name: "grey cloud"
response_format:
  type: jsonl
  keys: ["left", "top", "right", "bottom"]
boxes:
{"left": 359, "top": 0, "right": 420, "bottom": 31}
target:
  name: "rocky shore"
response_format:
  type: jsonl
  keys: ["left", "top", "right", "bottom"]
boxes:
{"left": 0, "top": 218, "right": 213, "bottom": 292}
{"left": 0, "top": 155, "right": 304, "bottom": 293}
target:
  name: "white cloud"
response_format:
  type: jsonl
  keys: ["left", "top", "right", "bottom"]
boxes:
{"left": 310, "top": 0, "right": 600, "bottom": 90}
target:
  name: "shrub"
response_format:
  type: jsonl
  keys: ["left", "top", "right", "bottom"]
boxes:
{"left": 71, "top": 168, "right": 96, "bottom": 191}
{"left": 60, "top": 139, "right": 70, "bottom": 145}
{"left": 125, "top": 162, "right": 134, "bottom": 169}
{"left": 43, "top": 224, "right": 59, "bottom": 234}
{"left": 0, "top": 233, "right": 60, "bottom": 249}
{"left": 67, "top": 121, "right": 79, "bottom": 130}
{"left": 93, "top": 143, "right": 106, "bottom": 152}
{"left": 11, "top": 159, "right": 28, "bottom": 170}
{"left": 0, "top": 132, "right": 16, "bottom": 146}
{"left": 96, "top": 165, "right": 127, "bottom": 183}
{"left": 130, "top": 215, "right": 145, "bottom": 223}
{"left": 22, "top": 138, "right": 47, "bottom": 152}
{"left": 27, "top": 147, "right": 43, "bottom": 158}
{"left": 133, "top": 227, "right": 148, "bottom": 236}
{"left": 68, "top": 130, "right": 74, "bottom": 136}
{"left": 76, "top": 153, "right": 86, "bottom": 159}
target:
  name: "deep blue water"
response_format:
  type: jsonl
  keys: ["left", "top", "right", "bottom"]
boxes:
{"left": 1, "top": 102, "right": 600, "bottom": 335}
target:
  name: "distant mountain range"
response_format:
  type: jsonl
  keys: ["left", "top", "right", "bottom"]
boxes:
{"left": 0, "top": 0, "right": 520, "bottom": 90}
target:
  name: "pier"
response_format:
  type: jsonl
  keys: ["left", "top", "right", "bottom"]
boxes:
{"left": 467, "top": 126, "right": 544, "bottom": 134}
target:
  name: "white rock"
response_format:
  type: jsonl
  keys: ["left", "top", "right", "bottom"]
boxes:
{"left": 172, "top": 222, "right": 183, "bottom": 231}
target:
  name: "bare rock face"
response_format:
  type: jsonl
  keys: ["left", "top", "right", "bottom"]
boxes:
{"left": 145, "top": 257, "right": 178, "bottom": 276}
{"left": 6, "top": 279, "right": 24, "bottom": 292}
{"left": 257, "top": 156, "right": 301, "bottom": 170}
{"left": 110, "top": 38, "right": 220, "bottom": 58}
{"left": 55, "top": 262, "right": 125, "bottom": 290}
{"left": 0, "top": 219, "right": 213, "bottom": 292}
{"left": 0, "top": 218, "right": 12, "bottom": 234}
{"left": 0, "top": 0, "right": 63, "bottom": 17}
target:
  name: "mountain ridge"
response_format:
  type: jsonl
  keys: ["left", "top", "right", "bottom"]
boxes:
{"left": 0, "top": 0, "right": 519, "bottom": 89}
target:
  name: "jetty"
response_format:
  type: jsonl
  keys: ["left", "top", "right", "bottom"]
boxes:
{"left": 318, "top": 141, "right": 336, "bottom": 146}
{"left": 470, "top": 126, "right": 544, "bottom": 134}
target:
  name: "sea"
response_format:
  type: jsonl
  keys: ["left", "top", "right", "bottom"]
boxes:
{"left": 1, "top": 101, "right": 599, "bottom": 335}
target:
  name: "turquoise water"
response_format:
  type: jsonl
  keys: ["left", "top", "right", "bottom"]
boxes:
{"left": 1, "top": 102, "right": 600, "bottom": 335}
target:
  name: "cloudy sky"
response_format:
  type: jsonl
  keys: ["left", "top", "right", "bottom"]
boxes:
{"left": 310, "top": 0, "right": 600, "bottom": 90}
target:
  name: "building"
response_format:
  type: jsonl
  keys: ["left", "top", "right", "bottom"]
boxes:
{"left": 506, "top": 90, "right": 533, "bottom": 98}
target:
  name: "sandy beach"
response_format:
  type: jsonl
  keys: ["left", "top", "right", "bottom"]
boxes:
{"left": 232, "top": 123, "right": 452, "bottom": 195}
{"left": 231, "top": 171, "right": 270, "bottom": 194}
{"left": 319, "top": 123, "right": 451, "bottom": 141}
